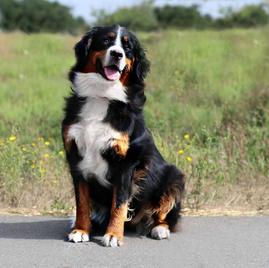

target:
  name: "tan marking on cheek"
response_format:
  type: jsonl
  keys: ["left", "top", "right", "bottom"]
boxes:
{"left": 125, "top": 58, "right": 134, "bottom": 72}
{"left": 120, "top": 58, "right": 134, "bottom": 86}
{"left": 111, "top": 133, "right": 129, "bottom": 157}
{"left": 82, "top": 50, "right": 106, "bottom": 73}
{"left": 105, "top": 189, "right": 128, "bottom": 241}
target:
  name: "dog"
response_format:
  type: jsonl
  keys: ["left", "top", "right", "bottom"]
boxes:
{"left": 62, "top": 25, "right": 185, "bottom": 247}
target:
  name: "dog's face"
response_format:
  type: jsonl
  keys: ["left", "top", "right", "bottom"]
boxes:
{"left": 72, "top": 25, "right": 150, "bottom": 85}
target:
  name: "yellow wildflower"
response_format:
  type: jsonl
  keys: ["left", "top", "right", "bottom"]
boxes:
{"left": 22, "top": 147, "right": 27, "bottom": 152}
{"left": 44, "top": 141, "right": 50, "bottom": 146}
{"left": 39, "top": 167, "right": 46, "bottom": 174}
{"left": 184, "top": 134, "right": 190, "bottom": 140}
{"left": 38, "top": 136, "right": 44, "bottom": 141}
{"left": 8, "top": 135, "right": 16, "bottom": 142}
{"left": 186, "top": 156, "right": 192, "bottom": 162}
{"left": 178, "top": 149, "right": 184, "bottom": 155}
{"left": 31, "top": 164, "right": 35, "bottom": 169}
{"left": 58, "top": 150, "right": 64, "bottom": 157}
{"left": 32, "top": 143, "right": 36, "bottom": 147}
{"left": 0, "top": 139, "right": 4, "bottom": 146}
{"left": 43, "top": 153, "right": 50, "bottom": 158}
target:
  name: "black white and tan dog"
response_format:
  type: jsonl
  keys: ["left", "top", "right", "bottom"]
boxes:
{"left": 62, "top": 25, "right": 185, "bottom": 247}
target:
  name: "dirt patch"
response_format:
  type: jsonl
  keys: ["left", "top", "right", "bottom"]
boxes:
{"left": 0, "top": 33, "right": 15, "bottom": 59}
{"left": 183, "top": 208, "right": 269, "bottom": 216}
{"left": 1, "top": 207, "right": 269, "bottom": 217}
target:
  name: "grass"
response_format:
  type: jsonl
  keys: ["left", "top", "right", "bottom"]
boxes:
{"left": 0, "top": 28, "right": 268, "bottom": 214}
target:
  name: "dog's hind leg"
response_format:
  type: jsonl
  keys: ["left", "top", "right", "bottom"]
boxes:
{"left": 68, "top": 179, "right": 91, "bottom": 243}
{"left": 150, "top": 165, "right": 184, "bottom": 240}
{"left": 150, "top": 193, "right": 175, "bottom": 240}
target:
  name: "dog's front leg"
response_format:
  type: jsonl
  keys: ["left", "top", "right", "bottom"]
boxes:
{"left": 68, "top": 179, "right": 91, "bottom": 243}
{"left": 103, "top": 187, "right": 128, "bottom": 247}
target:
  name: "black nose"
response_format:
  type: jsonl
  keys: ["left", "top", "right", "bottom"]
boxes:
{"left": 110, "top": 50, "right": 123, "bottom": 60}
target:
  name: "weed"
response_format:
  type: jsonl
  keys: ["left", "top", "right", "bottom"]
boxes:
{"left": 0, "top": 29, "right": 268, "bottom": 213}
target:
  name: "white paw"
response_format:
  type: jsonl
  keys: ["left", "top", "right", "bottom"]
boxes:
{"left": 103, "top": 234, "right": 123, "bottom": 247}
{"left": 151, "top": 225, "right": 170, "bottom": 240}
{"left": 68, "top": 229, "right": 89, "bottom": 243}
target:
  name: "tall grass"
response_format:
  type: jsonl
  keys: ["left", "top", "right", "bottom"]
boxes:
{"left": 0, "top": 28, "right": 268, "bottom": 213}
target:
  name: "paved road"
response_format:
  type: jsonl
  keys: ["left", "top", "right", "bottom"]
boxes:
{"left": 0, "top": 216, "right": 268, "bottom": 268}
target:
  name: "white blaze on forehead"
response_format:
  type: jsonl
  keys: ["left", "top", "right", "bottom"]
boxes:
{"left": 115, "top": 26, "right": 122, "bottom": 47}
{"left": 103, "top": 26, "right": 126, "bottom": 72}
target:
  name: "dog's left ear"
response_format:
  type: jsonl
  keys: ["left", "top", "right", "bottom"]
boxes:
{"left": 131, "top": 33, "right": 150, "bottom": 83}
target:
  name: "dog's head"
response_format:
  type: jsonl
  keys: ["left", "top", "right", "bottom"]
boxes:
{"left": 70, "top": 25, "right": 150, "bottom": 85}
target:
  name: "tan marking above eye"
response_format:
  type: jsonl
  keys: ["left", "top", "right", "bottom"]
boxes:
{"left": 123, "top": 36, "right": 128, "bottom": 42}
{"left": 107, "top": 32, "right": 116, "bottom": 38}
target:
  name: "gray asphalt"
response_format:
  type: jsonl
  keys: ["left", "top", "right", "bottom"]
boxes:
{"left": 0, "top": 216, "right": 268, "bottom": 268}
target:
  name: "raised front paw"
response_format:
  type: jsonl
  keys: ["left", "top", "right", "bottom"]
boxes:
{"left": 103, "top": 232, "right": 124, "bottom": 247}
{"left": 68, "top": 229, "right": 89, "bottom": 243}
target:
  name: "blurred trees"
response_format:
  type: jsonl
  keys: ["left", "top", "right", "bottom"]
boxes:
{"left": 0, "top": 0, "right": 268, "bottom": 33}
{"left": 0, "top": 0, "right": 87, "bottom": 33}
{"left": 95, "top": 2, "right": 269, "bottom": 31}
{"left": 94, "top": 1, "right": 158, "bottom": 31}
{"left": 154, "top": 5, "right": 213, "bottom": 29}
{"left": 215, "top": 5, "right": 269, "bottom": 28}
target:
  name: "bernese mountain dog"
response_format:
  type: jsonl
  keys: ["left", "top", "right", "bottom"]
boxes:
{"left": 62, "top": 25, "right": 185, "bottom": 247}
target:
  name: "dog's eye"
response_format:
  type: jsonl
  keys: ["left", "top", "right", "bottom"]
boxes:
{"left": 123, "top": 41, "right": 130, "bottom": 49}
{"left": 103, "top": 38, "right": 110, "bottom": 45}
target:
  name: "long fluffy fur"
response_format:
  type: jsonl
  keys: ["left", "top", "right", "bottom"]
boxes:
{"left": 62, "top": 25, "right": 185, "bottom": 238}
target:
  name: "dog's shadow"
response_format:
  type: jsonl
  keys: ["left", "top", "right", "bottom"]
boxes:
{"left": 0, "top": 217, "right": 142, "bottom": 246}
{"left": 0, "top": 218, "right": 70, "bottom": 240}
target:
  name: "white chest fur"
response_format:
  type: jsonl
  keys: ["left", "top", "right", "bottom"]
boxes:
{"left": 67, "top": 72, "right": 127, "bottom": 187}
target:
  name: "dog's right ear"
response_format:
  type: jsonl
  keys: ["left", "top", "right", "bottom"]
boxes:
{"left": 74, "top": 27, "right": 98, "bottom": 67}
{"left": 69, "top": 27, "right": 99, "bottom": 80}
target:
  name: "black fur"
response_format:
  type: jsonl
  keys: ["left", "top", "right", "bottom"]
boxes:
{"left": 62, "top": 25, "right": 184, "bottom": 235}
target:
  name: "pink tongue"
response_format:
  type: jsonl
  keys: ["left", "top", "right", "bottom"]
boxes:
{"left": 104, "top": 67, "right": 120, "bottom": 81}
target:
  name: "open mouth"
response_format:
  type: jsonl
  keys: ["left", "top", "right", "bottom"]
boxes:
{"left": 103, "top": 65, "right": 121, "bottom": 81}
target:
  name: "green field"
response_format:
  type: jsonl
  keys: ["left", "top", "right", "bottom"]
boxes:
{"left": 0, "top": 28, "right": 268, "bottom": 214}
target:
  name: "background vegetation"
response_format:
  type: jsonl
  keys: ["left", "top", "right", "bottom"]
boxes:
{"left": 0, "top": 0, "right": 268, "bottom": 214}
{"left": 95, "top": 2, "right": 269, "bottom": 31}
{"left": 0, "top": 0, "right": 87, "bottom": 33}
{"left": 1, "top": 0, "right": 269, "bottom": 33}
{"left": 0, "top": 28, "right": 268, "bottom": 214}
